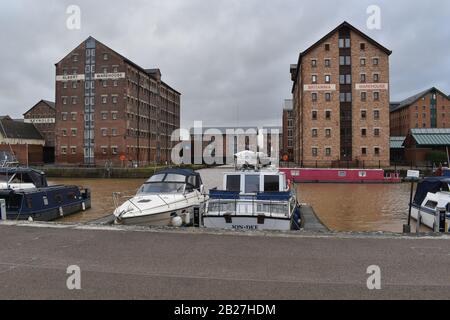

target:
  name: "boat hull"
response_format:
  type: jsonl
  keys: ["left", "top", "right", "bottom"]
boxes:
{"left": 116, "top": 203, "right": 205, "bottom": 227}
{"left": 7, "top": 199, "right": 91, "bottom": 222}
{"left": 411, "top": 206, "right": 450, "bottom": 230}
{"left": 203, "top": 215, "right": 292, "bottom": 231}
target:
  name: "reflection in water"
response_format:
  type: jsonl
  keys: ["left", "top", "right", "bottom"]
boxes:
{"left": 50, "top": 168, "right": 418, "bottom": 233}
{"left": 297, "top": 183, "right": 416, "bottom": 232}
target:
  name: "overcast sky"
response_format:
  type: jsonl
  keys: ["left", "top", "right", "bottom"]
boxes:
{"left": 0, "top": 0, "right": 449, "bottom": 128}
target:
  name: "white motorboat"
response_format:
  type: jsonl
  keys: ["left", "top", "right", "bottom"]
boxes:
{"left": 203, "top": 153, "right": 301, "bottom": 231}
{"left": 411, "top": 177, "right": 450, "bottom": 231}
{"left": 113, "top": 169, "right": 207, "bottom": 227}
{"left": 0, "top": 167, "right": 48, "bottom": 190}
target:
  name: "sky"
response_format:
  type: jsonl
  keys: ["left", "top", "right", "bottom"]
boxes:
{"left": 0, "top": 0, "right": 449, "bottom": 129}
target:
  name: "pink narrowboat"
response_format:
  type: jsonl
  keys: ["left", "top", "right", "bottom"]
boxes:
{"left": 280, "top": 168, "right": 401, "bottom": 184}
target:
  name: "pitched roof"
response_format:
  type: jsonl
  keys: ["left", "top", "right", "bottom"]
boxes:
{"left": 390, "top": 87, "right": 450, "bottom": 113}
{"left": 0, "top": 118, "right": 44, "bottom": 140}
{"left": 291, "top": 21, "right": 392, "bottom": 89}
{"left": 406, "top": 129, "right": 450, "bottom": 146}
{"left": 390, "top": 136, "right": 406, "bottom": 149}
{"left": 23, "top": 100, "right": 55, "bottom": 116}
{"left": 56, "top": 37, "right": 181, "bottom": 95}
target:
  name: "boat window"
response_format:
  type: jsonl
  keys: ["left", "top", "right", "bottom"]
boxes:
{"left": 425, "top": 200, "right": 438, "bottom": 210}
{"left": 165, "top": 174, "right": 186, "bottom": 183}
{"left": 67, "top": 192, "right": 77, "bottom": 200}
{"left": 55, "top": 194, "right": 63, "bottom": 204}
{"left": 226, "top": 175, "right": 241, "bottom": 192}
{"left": 187, "top": 176, "right": 198, "bottom": 188}
{"left": 26, "top": 197, "right": 33, "bottom": 209}
{"left": 245, "top": 175, "right": 260, "bottom": 194}
{"left": 264, "top": 175, "right": 280, "bottom": 192}
{"left": 139, "top": 182, "right": 185, "bottom": 194}
{"left": 149, "top": 174, "right": 166, "bottom": 182}
{"left": 3, "top": 195, "right": 22, "bottom": 210}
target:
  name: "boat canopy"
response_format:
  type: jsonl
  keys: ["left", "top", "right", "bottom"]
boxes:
{"left": 413, "top": 177, "right": 450, "bottom": 206}
{"left": 145, "top": 169, "right": 202, "bottom": 189}
{"left": 0, "top": 168, "right": 48, "bottom": 188}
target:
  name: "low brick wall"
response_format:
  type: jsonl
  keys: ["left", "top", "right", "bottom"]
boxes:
{"left": 31, "top": 165, "right": 208, "bottom": 179}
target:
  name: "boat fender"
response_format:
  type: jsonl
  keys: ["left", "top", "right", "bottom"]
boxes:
{"left": 82, "top": 202, "right": 86, "bottom": 211}
{"left": 28, "top": 216, "right": 34, "bottom": 223}
{"left": 183, "top": 210, "right": 191, "bottom": 225}
{"left": 59, "top": 207, "right": 64, "bottom": 217}
{"left": 172, "top": 216, "right": 183, "bottom": 228}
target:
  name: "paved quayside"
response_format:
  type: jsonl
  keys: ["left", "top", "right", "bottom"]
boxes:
{"left": 0, "top": 223, "right": 449, "bottom": 300}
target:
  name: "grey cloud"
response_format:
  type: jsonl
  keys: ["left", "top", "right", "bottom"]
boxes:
{"left": 0, "top": 0, "right": 449, "bottom": 126}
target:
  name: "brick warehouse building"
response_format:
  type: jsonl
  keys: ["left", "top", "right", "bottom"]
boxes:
{"left": 282, "top": 99, "right": 294, "bottom": 161}
{"left": 290, "top": 21, "right": 392, "bottom": 167}
{"left": 55, "top": 37, "right": 181, "bottom": 167}
{"left": 390, "top": 87, "right": 450, "bottom": 137}
{"left": 24, "top": 100, "right": 56, "bottom": 163}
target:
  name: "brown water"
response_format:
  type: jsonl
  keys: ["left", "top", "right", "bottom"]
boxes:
{"left": 297, "top": 183, "right": 414, "bottom": 233}
{"left": 50, "top": 168, "right": 417, "bottom": 233}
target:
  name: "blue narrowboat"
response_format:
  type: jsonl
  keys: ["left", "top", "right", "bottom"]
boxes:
{"left": 0, "top": 168, "right": 91, "bottom": 222}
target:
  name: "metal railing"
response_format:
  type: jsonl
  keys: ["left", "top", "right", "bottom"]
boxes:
{"left": 207, "top": 198, "right": 290, "bottom": 218}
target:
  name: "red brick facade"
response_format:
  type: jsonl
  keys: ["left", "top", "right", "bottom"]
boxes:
{"left": 390, "top": 88, "right": 450, "bottom": 136}
{"left": 282, "top": 100, "right": 294, "bottom": 161}
{"left": 55, "top": 37, "right": 181, "bottom": 167}
{"left": 291, "top": 22, "right": 391, "bottom": 167}
{"left": 24, "top": 100, "right": 56, "bottom": 147}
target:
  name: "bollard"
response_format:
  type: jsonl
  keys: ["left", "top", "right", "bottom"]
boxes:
{"left": 435, "top": 208, "right": 447, "bottom": 233}
{"left": 0, "top": 199, "right": 6, "bottom": 221}
{"left": 193, "top": 206, "right": 200, "bottom": 228}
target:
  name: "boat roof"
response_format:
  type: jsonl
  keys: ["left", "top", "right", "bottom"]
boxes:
{"left": 154, "top": 168, "right": 200, "bottom": 177}
{"left": 0, "top": 167, "right": 45, "bottom": 175}
{"left": 414, "top": 177, "right": 450, "bottom": 206}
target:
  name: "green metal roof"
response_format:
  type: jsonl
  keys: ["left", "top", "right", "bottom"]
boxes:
{"left": 390, "top": 137, "right": 406, "bottom": 149}
{"left": 410, "top": 129, "right": 450, "bottom": 146}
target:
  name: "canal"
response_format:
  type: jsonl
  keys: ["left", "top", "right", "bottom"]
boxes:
{"left": 50, "top": 167, "right": 415, "bottom": 232}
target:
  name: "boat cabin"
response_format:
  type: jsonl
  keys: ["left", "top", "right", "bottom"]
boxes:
{"left": 0, "top": 168, "right": 48, "bottom": 190}
{"left": 138, "top": 169, "right": 203, "bottom": 195}
{"left": 223, "top": 171, "right": 288, "bottom": 195}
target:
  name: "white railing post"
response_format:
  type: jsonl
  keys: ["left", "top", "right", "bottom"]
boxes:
{"left": 416, "top": 211, "right": 421, "bottom": 234}
{"left": 0, "top": 199, "right": 6, "bottom": 221}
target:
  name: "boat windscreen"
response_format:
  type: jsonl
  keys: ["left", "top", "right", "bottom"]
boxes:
{"left": 148, "top": 174, "right": 166, "bottom": 182}
{"left": 138, "top": 182, "right": 185, "bottom": 194}
{"left": 0, "top": 173, "right": 9, "bottom": 182}
{"left": 226, "top": 175, "right": 241, "bottom": 192}
{"left": 245, "top": 175, "right": 260, "bottom": 194}
{"left": 165, "top": 174, "right": 186, "bottom": 183}
{"left": 264, "top": 175, "right": 280, "bottom": 192}
{"left": 414, "top": 180, "right": 450, "bottom": 206}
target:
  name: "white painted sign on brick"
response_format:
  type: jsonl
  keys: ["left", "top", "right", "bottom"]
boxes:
{"left": 355, "top": 83, "right": 388, "bottom": 90}
{"left": 303, "top": 84, "right": 336, "bottom": 91}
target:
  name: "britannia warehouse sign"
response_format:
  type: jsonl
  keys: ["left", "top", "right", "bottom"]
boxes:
{"left": 355, "top": 83, "right": 389, "bottom": 90}
{"left": 303, "top": 84, "right": 337, "bottom": 91}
